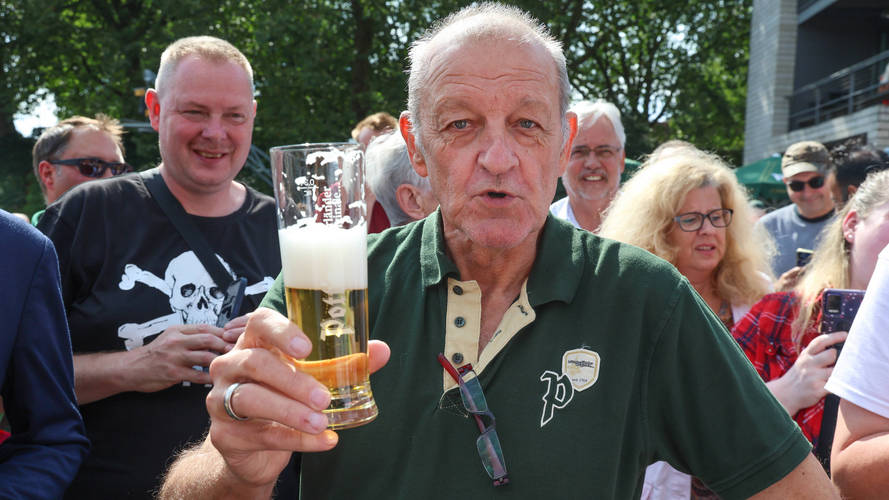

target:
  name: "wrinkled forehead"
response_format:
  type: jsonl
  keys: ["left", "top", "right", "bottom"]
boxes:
{"left": 421, "top": 35, "right": 559, "bottom": 109}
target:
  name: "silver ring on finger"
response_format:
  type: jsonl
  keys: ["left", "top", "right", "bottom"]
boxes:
{"left": 223, "top": 382, "right": 249, "bottom": 421}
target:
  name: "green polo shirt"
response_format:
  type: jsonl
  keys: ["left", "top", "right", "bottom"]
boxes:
{"left": 261, "top": 212, "right": 810, "bottom": 499}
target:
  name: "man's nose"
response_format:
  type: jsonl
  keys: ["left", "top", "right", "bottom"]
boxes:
{"left": 202, "top": 115, "right": 226, "bottom": 140}
{"left": 478, "top": 128, "right": 518, "bottom": 175}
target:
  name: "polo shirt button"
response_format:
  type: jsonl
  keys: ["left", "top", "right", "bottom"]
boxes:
{"left": 766, "top": 344, "right": 776, "bottom": 355}
{"left": 452, "top": 352, "right": 464, "bottom": 364}
{"left": 454, "top": 316, "right": 466, "bottom": 327}
{"left": 453, "top": 285, "right": 464, "bottom": 295}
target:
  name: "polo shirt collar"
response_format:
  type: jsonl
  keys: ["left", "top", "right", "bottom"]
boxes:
{"left": 419, "top": 209, "right": 584, "bottom": 306}
{"left": 420, "top": 209, "right": 458, "bottom": 287}
{"left": 527, "top": 215, "right": 584, "bottom": 306}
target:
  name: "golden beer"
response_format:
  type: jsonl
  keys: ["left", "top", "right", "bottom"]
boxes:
{"left": 278, "top": 222, "right": 377, "bottom": 429}
{"left": 284, "top": 286, "right": 377, "bottom": 428}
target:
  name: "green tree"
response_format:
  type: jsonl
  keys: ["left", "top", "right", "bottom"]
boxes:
{"left": 517, "top": 0, "right": 752, "bottom": 164}
{"left": 2, "top": 0, "right": 752, "bottom": 215}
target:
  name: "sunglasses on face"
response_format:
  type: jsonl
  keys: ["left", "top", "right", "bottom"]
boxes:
{"left": 786, "top": 176, "right": 825, "bottom": 192}
{"left": 52, "top": 158, "right": 133, "bottom": 178}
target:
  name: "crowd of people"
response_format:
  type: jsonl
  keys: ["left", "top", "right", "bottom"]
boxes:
{"left": 2, "top": 3, "right": 889, "bottom": 499}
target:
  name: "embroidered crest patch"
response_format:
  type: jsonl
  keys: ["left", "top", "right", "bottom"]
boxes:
{"left": 539, "top": 348, "right": 601, "bottom": 427}
{"left": 562, "top": 348, "right": 600, "bottom": 392}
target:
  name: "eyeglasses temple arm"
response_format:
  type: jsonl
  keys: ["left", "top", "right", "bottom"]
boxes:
{"left": 437, "top": 353, "right": 486, "bottom": 432}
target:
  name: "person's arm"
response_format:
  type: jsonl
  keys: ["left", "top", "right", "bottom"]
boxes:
{"left": 764, "top": 331, "right": 847, "bottom": 416}
{"left": 830, "top": 399, "right": 889, "bottom": 498}
{"left": 159, "top": 308, "right": 390, "bottom": 498}
{"left": 749, "top": 454, "right": 838, "bottom": 499}
{"left": 0, "top": 237, "right": 89, "bottom": 499}
{"left": 159, "top": 438, "right": 276, "bottom": 499}
{"left": 74, "top": 323, "right": 235, "bottom": 404}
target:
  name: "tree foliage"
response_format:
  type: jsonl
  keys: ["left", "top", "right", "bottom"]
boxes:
{"left": 2, "top": 0, "right": 752, "bottom": 215}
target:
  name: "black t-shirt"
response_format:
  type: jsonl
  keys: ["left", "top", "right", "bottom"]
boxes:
{"left": 38, "top": 169, "right": 296, "bottom": 499}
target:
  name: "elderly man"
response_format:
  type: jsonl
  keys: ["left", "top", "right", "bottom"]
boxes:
{"left": 31, "top": 114, "right": 130, "bottom": 224}
{"left": 549, "top": 99, "right": 625, "bottom": 232}
{"left": 37, "top": 37, "right": 293, "bottom": 498}
{"left": 160, "top": 5, "right": 835, "bottom": 499}
{"left": 366, "top": 131, "right": 438, "bottom": 225}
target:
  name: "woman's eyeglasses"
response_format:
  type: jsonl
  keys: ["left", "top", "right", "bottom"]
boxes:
{"left": 52, "top": 158, "right": 133, "bottom": 178}
{"left": 786, "top": 175, "right": 825, "bottom": 192}
{"left": 437, "top": 353, "right": 509, "bottom": 487}
{"left": 673, "top": 208, "right": 733, "bottom": 232}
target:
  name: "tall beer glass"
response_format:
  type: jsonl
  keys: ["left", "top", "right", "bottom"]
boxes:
{"left": 270, "top": 143, "right": 377, "bottom": 429}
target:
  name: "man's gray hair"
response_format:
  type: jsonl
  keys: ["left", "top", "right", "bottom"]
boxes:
{"left": 366, "top": 131, "right": 431, "bottom": 226}
{"left": 154, "top": 36, "right": 254, "bottom": 96}
{"left": 570, "top": 100, "right": 626, "bottom": 149}
{"left": 406, "top": 2, "right": 571, "bottom": 151}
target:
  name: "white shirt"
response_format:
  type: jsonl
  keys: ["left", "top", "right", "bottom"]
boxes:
{"left": 826, "top": 244, "right": 889, "bottom": 418}
{"left": 549, "top": 197, "right": 580, "bottom": 228}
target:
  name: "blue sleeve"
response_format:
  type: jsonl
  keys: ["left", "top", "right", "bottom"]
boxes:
{"left": 0, "top": 233, "right": 90, "bottom": 499}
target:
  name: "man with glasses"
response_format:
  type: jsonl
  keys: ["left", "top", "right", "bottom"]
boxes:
{"left": 36, "top": 37, "right": 291, "bottom": 498}
{"left": 161, "top": 4, "right": 836, "bottom": 499}
{"left": 31, "top": 114, "right": 130, "bottom": 224}
{"left": 550, "top": 99, "right": 625, "bottom": 232}
{"left": 756, "top": 140, "right": 835, "bottom": 281}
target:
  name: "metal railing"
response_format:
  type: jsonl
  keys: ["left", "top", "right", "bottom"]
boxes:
{"left": 788, "top": 50, "right": 889, "bottom": 131}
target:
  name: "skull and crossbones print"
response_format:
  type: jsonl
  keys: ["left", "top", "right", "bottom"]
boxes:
{"left": 116, "top": 251, "right": 273, "bottom": 350}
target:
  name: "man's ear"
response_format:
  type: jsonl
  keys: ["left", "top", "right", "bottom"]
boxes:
{"left": 38, "top": 160, "right": 56, "bottom": 189}
{"left": 146, "top": 89, "right": 161, "bottom": 131}
{"left": 400, "top": 112, "right": 428, "bottom": 178}
{"left": 395, "top": 184, "right": 429, "bottom": 222}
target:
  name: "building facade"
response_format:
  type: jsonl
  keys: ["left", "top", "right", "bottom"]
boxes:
{"left": 744, "top": 0, "right": 889, "bottom": 164}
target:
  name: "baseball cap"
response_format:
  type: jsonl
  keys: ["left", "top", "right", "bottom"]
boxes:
{"left": 781, "top": 141, "right": 831, "bottom": 178}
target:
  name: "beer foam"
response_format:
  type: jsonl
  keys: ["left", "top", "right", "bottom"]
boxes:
{"left": 278, "top": 224, "right": 368, "bottom": 290}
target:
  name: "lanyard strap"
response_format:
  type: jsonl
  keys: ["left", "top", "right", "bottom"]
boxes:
{"left": 140, "top": 169, "right": 235, "bottom": 289}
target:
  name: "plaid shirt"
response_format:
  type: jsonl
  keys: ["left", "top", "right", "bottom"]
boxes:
{"left": 731, "top": 291, "right": 824, "bottom": 446}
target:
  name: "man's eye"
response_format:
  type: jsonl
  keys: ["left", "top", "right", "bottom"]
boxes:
{"left": 571, "top": 148, "right": 589, "bottom": 158}
{"left": 595, "top": 148, "right": 615, "bottom": 159}
{"left": 518, "top": 119, "right": 536, "bottom": 129}
{"left": 450, "top": 120, "right": 469, "bottom": 130}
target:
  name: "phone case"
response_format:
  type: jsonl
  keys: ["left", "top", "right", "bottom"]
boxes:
{"left": 821, "top": 288, "right": 865, "bottom": 334}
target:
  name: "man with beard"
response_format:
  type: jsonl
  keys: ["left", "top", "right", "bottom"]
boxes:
{"left": 549, "top": 99, "right": 625, "bottom": 232}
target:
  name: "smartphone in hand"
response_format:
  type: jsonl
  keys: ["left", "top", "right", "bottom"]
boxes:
{"left": 216, "top": 277, "right": 248, "bottom": 328}
{"left": 796, "top": 248, "right": 814, "bottom": 267}
{"left": 821, "top": 288, "right": 865, "bottom": 354}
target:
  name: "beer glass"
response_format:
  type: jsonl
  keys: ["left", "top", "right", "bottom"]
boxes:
{"left": 270, "top": 142, "right": 377, "bottom": 429}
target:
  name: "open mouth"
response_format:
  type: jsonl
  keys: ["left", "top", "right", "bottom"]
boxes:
{"left": 695, "top": 244, "right": 716, "bottom": 252}
{"left": 487, "top": 191, "right": 507, "bottom": 199}
{"left": 582, "top": 174, "right": 604, "bottom": 182}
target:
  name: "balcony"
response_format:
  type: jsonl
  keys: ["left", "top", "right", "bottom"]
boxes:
{"left": 788, "top": 50, "right": 889, "bottom": 131}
